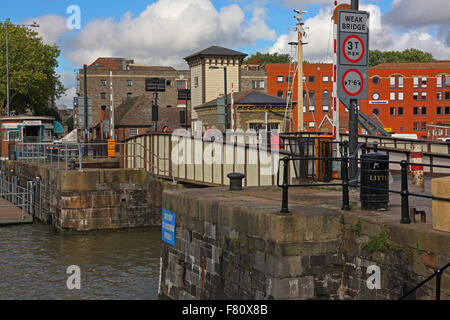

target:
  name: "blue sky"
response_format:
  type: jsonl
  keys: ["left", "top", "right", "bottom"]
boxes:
{"left": 1, "top": 0, "right": 448, "bottom": 106}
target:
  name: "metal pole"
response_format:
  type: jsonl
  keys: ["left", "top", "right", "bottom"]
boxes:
{"left": 400, "top": 160, "right": 411, "bottom": 224}
{"left": 342, "top": 141, "right": 350, "bottom": 210}
{"left": 349, "top": 0, "right": 359, "bottom": 180}
{"left": 297, "top": 19, "right": 304, "bottom": 131}
{"left": 280, "top": 156, "right": 290, "bottom": 214}
{"left": 84, "top": 64, "right": 88, "bottom": 153}
{"left": 6, "top": 20, "right": 10, "bottom": 116}
{"left": 435, "top": 267, "right": 442, "bottom": 300}
{"left": 224, "top": 67, "right": 228, "bottom": 130}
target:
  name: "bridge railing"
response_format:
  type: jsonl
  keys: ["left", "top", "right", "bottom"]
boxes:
{"left": 124, "top": 132, "right": 294, "bottom": 187}
{"left": 0, "top": 174, "right": 34, "bottom": 220}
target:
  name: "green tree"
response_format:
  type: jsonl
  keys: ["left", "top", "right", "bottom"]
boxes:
{"left": 0, "top": 21, "right": 65, "bottom": 116}
{"left": 369, "top": 48, "right": 435, "bottom": 67}
{"left": 65, "top": 115, "right": 74, "bottom": 132}
{"left": 244, "top": 52, "right": 292, "bottom": 64}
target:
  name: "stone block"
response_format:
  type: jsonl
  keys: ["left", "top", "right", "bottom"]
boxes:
{"left": 432, "top": 176, "right": 450, "bottom": 233}
{"left": 267, "top": 276, "right": 314, "bottom": 300}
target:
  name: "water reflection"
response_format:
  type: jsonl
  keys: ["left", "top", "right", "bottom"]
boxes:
{"left": 0, "top": 224, "right": 162, "bottom": 300}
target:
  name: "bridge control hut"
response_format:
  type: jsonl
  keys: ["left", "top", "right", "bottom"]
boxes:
{"left": 194, "top": 90, "right": 295, "bottom": 133}
{"left": 0, "top": 116, "right": 59, "bottom": 159}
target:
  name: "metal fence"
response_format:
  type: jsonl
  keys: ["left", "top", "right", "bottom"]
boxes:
{"left": 0, "top": 174, "right": 34, "bottom": 220}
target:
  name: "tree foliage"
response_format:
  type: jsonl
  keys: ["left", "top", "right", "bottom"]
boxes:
{"left": 0, "top": 22, "right": 65, "bottom": 116}
{"left": 369, "top": 48, "right": 435, "bottom": 67}
{"left": 244, "top": 52, "right": 292, "bottom": 64}
{"left": 65, "top": 115, "right": 74, "bottom": 132}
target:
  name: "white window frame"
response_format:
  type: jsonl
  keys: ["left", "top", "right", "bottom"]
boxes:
{"left": 398, "top": 77, "right": 404, "bottom": 88}
{"left": 390, "top": 77, "right": 396, "bottom": 88}
{"left": 437, "top": 76, "right": 443, "bottom": 88}
{"left": 398, "top": 92, "right": 404, "bottom": 101}
{"left": 277, "top": 76, "right": 284, "bottom": 83}
{"left": 322, "top": 76, "right": 329, "bottom": 82}
{"left": 390, "top": 92, "right": 396, "bottom": 101}
{"left": 413, "top": 77, "right": 419, "bottom": 88}
{"left": 129, "top": 128, "right": 138, "bottom": 138}
{"left": 308, "top": 122, "right": 315, "bottom": 128}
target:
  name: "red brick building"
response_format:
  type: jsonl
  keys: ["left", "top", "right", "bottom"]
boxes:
{"left": 265, "top": 61, "right": 450, "bottom": 137}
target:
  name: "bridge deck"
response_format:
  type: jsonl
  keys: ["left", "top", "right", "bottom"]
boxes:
{"left": 0, "top": 198, "right": 33, "bottom": 226}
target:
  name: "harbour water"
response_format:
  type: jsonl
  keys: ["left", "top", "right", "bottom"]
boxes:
{"left": 0, "top": 224, "right": 162, "bottom": 300}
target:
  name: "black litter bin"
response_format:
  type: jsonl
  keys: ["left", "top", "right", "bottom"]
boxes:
{"left": 360, "top": 152, "right": 389, "bottom": 210}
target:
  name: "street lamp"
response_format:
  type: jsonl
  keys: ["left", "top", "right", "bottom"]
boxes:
{"left": 209, "top": 66, "right": 229, "bottom": 129}
{"left": 4, "top": 19, "right": 40, "bottom": 116}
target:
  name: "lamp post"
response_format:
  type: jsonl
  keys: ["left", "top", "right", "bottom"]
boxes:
{"left": 4, "top": 19, "right": 40, "bottom": 116}
{"left": 209, "top": 66, "right": 229, "bottom": 130}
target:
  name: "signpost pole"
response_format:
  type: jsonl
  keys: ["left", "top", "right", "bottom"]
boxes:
{"left": 83, "top": 64, "right": 88, "bottom": 156}
{"left": 349, "top": 0, "right": 360, "bottom": 180}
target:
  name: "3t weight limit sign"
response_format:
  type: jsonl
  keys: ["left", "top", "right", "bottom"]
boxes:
{"left": 343, "top": 35, "right": 365, "bottom": 63}
{"left": 342, "top": 69, "right": 364, "bottom": 97}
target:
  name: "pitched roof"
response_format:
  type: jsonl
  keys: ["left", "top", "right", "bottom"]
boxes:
{"left": 195, "top": 90, "right": 291, "bottom": 110}
{"left": 184, "top": 45, "right": 247, "bottom": 61}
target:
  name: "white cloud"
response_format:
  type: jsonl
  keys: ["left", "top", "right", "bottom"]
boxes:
{"left": 63, "top": 0, "right": 276, "bottom": 68}
{"left": 22, "top": 14, "right": 70, "bottom": 45}
{"left": 56, "top": 86, "right": 76, "bottom": 108}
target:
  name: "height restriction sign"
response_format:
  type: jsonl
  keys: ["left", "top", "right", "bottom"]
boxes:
{"left": 337, "top": 10, "right": 370, "bottom": 104}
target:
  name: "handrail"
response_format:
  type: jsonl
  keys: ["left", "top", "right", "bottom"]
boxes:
{"left": 399, "top": 262, "right": 450, "bottom": 300}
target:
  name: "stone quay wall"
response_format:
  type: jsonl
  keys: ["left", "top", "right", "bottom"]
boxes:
{"left": 3, "top": 161, "right": 182, "bottom": 231}
{"left": 159, "top": 187, "right": 450, "bottom": 300}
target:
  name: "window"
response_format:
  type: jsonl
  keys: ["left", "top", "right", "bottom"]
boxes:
{"left": 286, "top": 76, "right": 293, "bottom": 83}
{"left": 309, "top": 91, "right": 315, "bottom": 109}
{"left": 413, "top": 92, "right": 419, "bottom": 100}
{"left": 413, "top": 77, "right": 419, "bottom": 88}
{"left": 252, "top": 80, "right": 265, "bottom": 90}
{"left": 421, "top": 77, "right": 427, "bottom": 88}
{"left": 437, "top": 107, "right": 442, "bottom": 115}
{"left": 390, "top": 92, "right": 396, "bottom": 101}
{"left": 398, "top": 92, "right": 404, "bottom": 101}
{"left": 308, "top": 76, "right": 315, "bottom": 83}
{"left": 101, "top": 80, "right": 107, "bottom": 87}
{"left": 277, "top": 90, "right": 284, "bottom": 98}
{"left": 446, "top": 107, "right": 450, "bottom": 115}
{"left": 421, "top": 122, "right": 427, "bottom": 131}
{"left": 437, "top": 76, "right": 443, "bottom": 88}
{"left": 309, "top": 122, "right": 315, "bottom": 128}
{"left": 390, "top": 107, "right": 396, "bottom": 116}
{"left": 398, "top": 107, "right": 404, "bottom": 115}
{"left": 372, "top": 77, "right": 380, "bottom": 85}
{"left": 166, "top": 80, "right": 172, "bottom": 87}
{"left": 286, "top": 90, "right": 292, "bottom": 100}
{"left": 398, "top": 77, "right": 404, "bottom": 88}
{"left": 323, "top": 76, "right": 329, "bottom": 82}
{"left": 437, "top": 92, "right": 443, "bottom": 100}
{"left": 390, "top": 77, "right": 396, "bottom": 88}
{"left": 127, "top": 92, "right": 132, "bottom": 99}
{"left": 101, "top": 92, "right": 106, "bottom": 99}
{"left": 127, "top": 80, "right": 133, "bottom": 87}
{"left": 177, "top": 79, "right": 187, "bottom": 89}
{"left": 277, "top": 76, "right": 284, "bottom": 83}
{"left": 4, "top": 130, "right": 19, "bottom": 141}
{"left": 322, "top": 91, "right": 330, "bottom": 112}
{"left": 421, "top": 92, "right": 427, "bottom": 100}
{"left": 129, "top": 128, "right": 138, "bottom": 138}
{"left": 422, "top": 107, "right": 427, "bottom": 115}
{"left": 413, "top": 122, "right": 418, "bottom": 131}
{"left": 445, "top": 92, "right": 450, "bottom": 100}
{"left": 194, "top": 76, "right": 199, "bottom": 88}
{"left": 43, "top": 129, "right": 52, "bottom": 141}
{"left": 413, "top": 107, "right": 419, "bottom": 115}
{"left": 446, "top": 75, "right": 450, "bottom": 87}
{"left": 372, "top": 108, "right": 380, "bottom": 116}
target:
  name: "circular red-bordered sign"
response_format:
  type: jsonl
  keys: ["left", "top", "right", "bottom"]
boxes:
{"left": 343, "top": 35, "right": 365, "bottom": 63}
{"left": 342, "top": 69, "right": 364, "bottom": 96}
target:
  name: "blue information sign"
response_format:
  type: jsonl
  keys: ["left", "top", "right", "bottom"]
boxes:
{"left": 162, "top": 209, "right": 176, "bottom": 246}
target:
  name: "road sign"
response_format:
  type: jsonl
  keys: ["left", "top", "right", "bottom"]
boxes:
{"left": 337, "top": 9, "right": 370, "bottom": 106}
{"left": 217, "top": 97, "right": 226, "bottom": 125}
{"left": 178, "top": 89, "right": 191, "bottom": 101}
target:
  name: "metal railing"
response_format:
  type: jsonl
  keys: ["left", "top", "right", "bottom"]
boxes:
{"left": 399, "top": 262, "right": 450, "bottom": 300}
{"left": 277, "top": 141, "right": 450, "bottom": 224}
{"left": 0, "top": 174, "right": 34, "bottom": 220}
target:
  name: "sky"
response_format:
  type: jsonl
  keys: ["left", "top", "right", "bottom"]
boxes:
{"left": 1, "top": 0, "right": 449, "bottom": 107}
